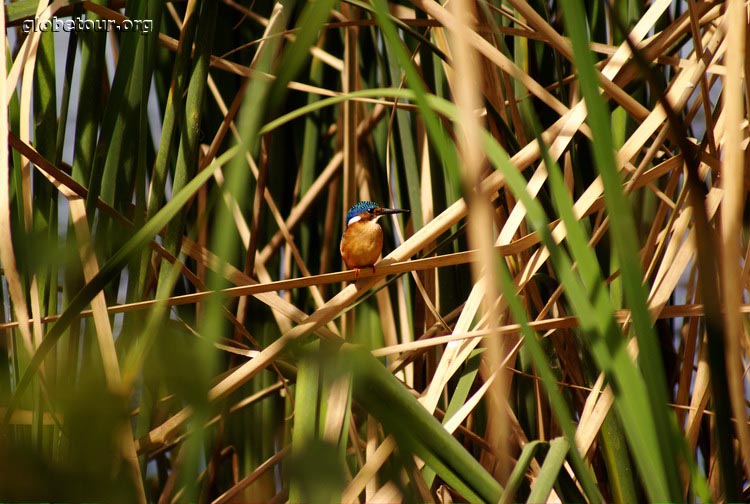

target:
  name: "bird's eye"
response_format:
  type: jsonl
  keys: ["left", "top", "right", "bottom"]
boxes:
{"left": 368, "top": 208, "right": 375, "bottom": 214}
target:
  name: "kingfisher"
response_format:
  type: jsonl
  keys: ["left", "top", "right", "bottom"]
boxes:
{"left": 340, "top": 201, "right": 409, "bottom": 276}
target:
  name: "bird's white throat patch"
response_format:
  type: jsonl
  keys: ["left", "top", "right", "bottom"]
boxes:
{"left": 347, "top": 214, "right": 383, "bottom": 227}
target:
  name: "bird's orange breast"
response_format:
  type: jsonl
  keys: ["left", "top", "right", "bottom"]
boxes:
{"left": 340, "top": 220, "right": 384, "bottom": 269}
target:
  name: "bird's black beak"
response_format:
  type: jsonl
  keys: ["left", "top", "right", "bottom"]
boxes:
{"left": 377, "top": 207, "right": 409, "bottom": 216}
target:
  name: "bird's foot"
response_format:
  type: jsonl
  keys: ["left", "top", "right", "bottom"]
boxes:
{"left": 352, "top": 266, "right": 375, "bottom": 278}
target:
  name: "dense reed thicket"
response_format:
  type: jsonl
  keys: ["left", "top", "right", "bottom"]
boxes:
{"left": 1, "top": 0, "right": 749, "bottom": 502}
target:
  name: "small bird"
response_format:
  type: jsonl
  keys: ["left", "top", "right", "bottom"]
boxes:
{"left": 340, "top": 201, "right": 409, "bottom": 276}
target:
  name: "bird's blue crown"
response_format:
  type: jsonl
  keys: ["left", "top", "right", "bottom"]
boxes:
{"left": 346, "top": 201, "right": 379, "bottom": 226}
